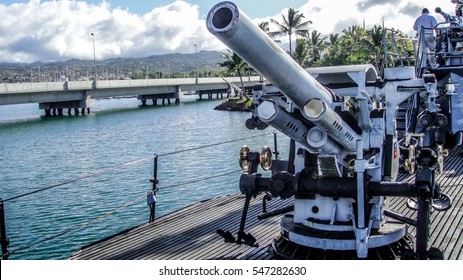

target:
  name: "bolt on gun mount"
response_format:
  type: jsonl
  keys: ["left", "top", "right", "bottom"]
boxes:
{"left": 207, "top": 1, "right": 452, "bottom": 259}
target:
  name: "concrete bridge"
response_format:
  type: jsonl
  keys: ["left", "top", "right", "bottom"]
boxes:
{"left": 0, "top": 76, "right": 261, "bottom": 116}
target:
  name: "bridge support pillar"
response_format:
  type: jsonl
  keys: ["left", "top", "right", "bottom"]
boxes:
{"left": 39, "top": 94, "right": 94, "bottom": 117}
{"left": 137, "top": 91, "right": 180, "bottom": 107}
{"left": 197, "top": 89, "right": 227, "bottom": 100}
{"left": 175, "top": 86, "right": 182, "bottom": 104}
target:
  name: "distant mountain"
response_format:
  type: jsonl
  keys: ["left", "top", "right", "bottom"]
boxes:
{"left": 0, "top": 51, "right": 226, "bottom": 83}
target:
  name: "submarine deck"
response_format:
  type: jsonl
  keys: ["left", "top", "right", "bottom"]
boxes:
{"left": 70, "top": 146, "right": 463, "bottom": 260}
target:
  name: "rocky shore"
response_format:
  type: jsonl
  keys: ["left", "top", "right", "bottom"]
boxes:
{"left": 214, "top": 98, "right": 254, "bottom": 112}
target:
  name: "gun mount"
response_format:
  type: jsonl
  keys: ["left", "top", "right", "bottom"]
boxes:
{"left": 208, "top": 1, "right": 459, "bottom": 259}
{"left": 435, "top": 7, "right": 462, "bottom": 27}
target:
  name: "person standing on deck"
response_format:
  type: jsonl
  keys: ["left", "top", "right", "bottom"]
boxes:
{"left": 413, "top": 8, "right": 439, "bottom": 68}
{"left": 451, "top": 0, "right": 463, "bottom": 17}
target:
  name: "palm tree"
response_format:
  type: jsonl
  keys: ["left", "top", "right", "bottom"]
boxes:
{"left": 269, "top": 8, "right": 311, "bottom": 54}
{"left": 329, "top": 33, "right": 340, "bottom": 45}
{"left": 259, "top": 21, "right": 281, "bottom": 44}
{"left": 307, "top": 30, "right": 327, "bottom": 65}
{"left": 367, "top": 25, "right": 383, "bottom": 51}
{"left": 292, "top": 38, "right": 310, "bottom": 67}
{"left": 258, "top": 21, "right": 271, "bottom": 33}
{"left": 339, "top": 25, "right": 371, "bottom": 64}
{"left": 218, "top": 50, "right": 252, "bottom": 100}
{"left": 321, "top": 33, "right": 348, "bottom": 66}
{"left": 365, "top": 25, "right": 384, "bottom": 69}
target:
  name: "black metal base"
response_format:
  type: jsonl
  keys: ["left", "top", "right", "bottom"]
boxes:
{"left": 268, "top": 214, "right": 426, "bottom": 259}
{"left": 270, "top": 232, "right": 416, "bottom": 260}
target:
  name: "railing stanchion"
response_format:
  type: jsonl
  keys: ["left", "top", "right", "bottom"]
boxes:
{"left": 273, "top": 130, "right": 279, "bottom": 161}
{"left": 0, "top": 199, "right": 9, "bottom": 260}
{"left": 148, "top": 154, "right": 159, "bottom": 223}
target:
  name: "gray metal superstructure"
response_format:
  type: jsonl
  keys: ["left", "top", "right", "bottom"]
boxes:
{"left": 208, "top": 1, "right": 460, "bottom": 259}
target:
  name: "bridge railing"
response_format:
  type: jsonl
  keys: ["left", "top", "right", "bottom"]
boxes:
{"left": 0, "top": 76, "right": 262, "bottom": 94}
{"left": 0, "top": 82, "right": 68, "bottom": 93}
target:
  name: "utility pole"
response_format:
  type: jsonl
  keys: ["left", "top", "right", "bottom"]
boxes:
{"left": 194, "top": 43, "right": 199, "bottom": 83}
{"left": 91, "top": 33, "right": 97, "bottom": 82}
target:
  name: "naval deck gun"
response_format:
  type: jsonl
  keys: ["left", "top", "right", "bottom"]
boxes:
{"left": 207, "top": 1, "right": 459, "bottom": 259}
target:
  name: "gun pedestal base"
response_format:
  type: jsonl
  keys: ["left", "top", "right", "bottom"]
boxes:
{"left": 270, "top": 214, "right": 412, "bottom": 260}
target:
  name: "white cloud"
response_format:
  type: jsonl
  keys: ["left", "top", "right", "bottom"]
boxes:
{"left": 255, "top": 0, "right": 457, "bottom": 45}
{"left": 0, "top": 0, "right": 460, "bottom": 63}
{"left": 0, "top": 0, "right": 222, "bottom": 63}
{"left": 297, "top": 0, "right": 455, "bottom": 35}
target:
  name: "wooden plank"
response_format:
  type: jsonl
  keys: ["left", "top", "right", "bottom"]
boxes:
{"left": 70, "top": 193, "right": 291, "bottom": 260}
{"left": 72, "top": 194, "right": 244, "bottom": 259}
{"left": 70, "top": 147, "right": 463, "bottom": 260}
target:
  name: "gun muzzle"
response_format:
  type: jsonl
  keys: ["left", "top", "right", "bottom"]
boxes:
{"left": 206, "top": 1, "right": 335, "bottom": 107}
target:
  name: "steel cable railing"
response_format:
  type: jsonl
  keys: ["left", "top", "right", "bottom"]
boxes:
{"left": 3, "top": 132, "right": 273, "bottom": 203}
{"left": 0, "top": 131, "right": 276, "bottom": 259}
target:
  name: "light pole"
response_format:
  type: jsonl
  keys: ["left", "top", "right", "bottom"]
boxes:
{"left": 91, "top": 33, "right": 97, "bottom": 82}
{"left": 194, "top": 43, "right": 198, "bottom": 82}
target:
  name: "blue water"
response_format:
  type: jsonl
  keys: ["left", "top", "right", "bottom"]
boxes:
{"left": 0, "top": 98, "right": 289, "bottom": 259}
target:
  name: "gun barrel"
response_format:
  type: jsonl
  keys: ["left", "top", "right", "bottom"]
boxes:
{"left": 304, "top": 99, "right": 360, "bottom": 151}
{"left": 207, "top": 1, "right": 361, "bottom": 152}
{"left": 206, "top": 1, "right": 334, "bottom": 108}
{"left": 435, "top": 7, "right": 452, "bottom": 21}
{"left": 258, "top": 100, "right": 342, "bottom": 154}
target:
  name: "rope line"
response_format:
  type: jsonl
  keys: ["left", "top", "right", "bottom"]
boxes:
{"left": 159, "top": 169, "right": 242, "bottom": 190}
{"left": 3, "top": 168, "right": 245, "bottom": 257}
{"left": 4, "top": 194, "right": 146, "bottom": 257}
{"left": 3, "top": 132, "right": 273, "bottom": 203}
{"left": 157, "top": 132, "right": 273, "bottom": 157}
{"left": 3, "top": 156, "right": 154, "bottom": 203}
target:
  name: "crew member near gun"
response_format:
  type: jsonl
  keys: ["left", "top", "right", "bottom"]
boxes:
{"left": 452, "top": 0, "right": 463, "bottom": 17}
{"left": 413, "top": 8, "right": 439, "bottom": 68}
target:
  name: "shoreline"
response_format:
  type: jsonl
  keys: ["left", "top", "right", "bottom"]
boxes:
{"left": 213, "top": 98, "right": 254, "bottom": 112}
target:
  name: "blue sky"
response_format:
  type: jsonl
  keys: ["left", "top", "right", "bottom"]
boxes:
{"left": 0, "top": 0, "right": 457, "bottom": 63}
{"left": 0, "top": 0, "right": 310, "bottom": 18}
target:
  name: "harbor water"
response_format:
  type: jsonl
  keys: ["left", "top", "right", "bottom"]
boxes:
{"left": 0, "top": 97, "right": 289, "bottom": 260}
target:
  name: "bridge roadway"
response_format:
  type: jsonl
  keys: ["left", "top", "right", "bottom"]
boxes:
{"left": 0, "top": 76, "right": 261, "bottom": 116}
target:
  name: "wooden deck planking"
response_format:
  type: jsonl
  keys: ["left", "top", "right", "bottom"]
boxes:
{"left": 160, "top": 197, "right": 292, "bottom": 260}
{"left": 71, "top": 193, "right": 292, "bottom": 260}
{"left": 144, "top": 197, "right": 285, "bottom": 260}
{"left": 425, "top": 148, "right": 463, "bottom": 259}
{"left": 88, "top": 195, "right": 247, "bottom": 259}
{"left": 71, "top": 196, "right": 234, "bottom": 259}
{"left": 92, "top": 196, "right": 245, "bottom": 259}
{"left": 385, "top": 145, "right": 463, "bottom": 260}
{"left": 70, "top": 146, "right": 463, "bottom": 260}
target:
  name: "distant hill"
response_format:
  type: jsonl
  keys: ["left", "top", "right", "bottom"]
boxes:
{"left": 0, "top": 50, "right": 226, "bottom": 83}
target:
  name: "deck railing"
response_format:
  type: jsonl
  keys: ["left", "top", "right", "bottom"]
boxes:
{"left": 0, "top": 131, "right": 277, "bottom": 260}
